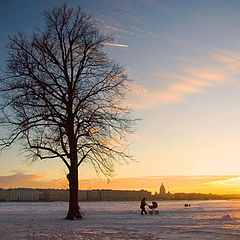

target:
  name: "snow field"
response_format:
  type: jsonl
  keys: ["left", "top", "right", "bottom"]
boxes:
{"left": 1, "top": 200, "right": 240, "bottom": 239}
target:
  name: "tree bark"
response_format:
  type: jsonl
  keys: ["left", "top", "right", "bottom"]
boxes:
{"left": 65, "top": 165, "right": 82, "bottom": 220}
{"left": 65, "top": 136, "right": 82, "bottom": 220}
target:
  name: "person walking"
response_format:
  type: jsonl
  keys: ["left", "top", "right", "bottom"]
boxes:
{"left": 140, "top": 197, "right": 148, "bottom": 215}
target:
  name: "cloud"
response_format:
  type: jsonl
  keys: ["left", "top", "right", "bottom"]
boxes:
{"left": 170, "top": 83, "right": 200, "bottom": 93}
{"left": 207, "top": 176, "right": 240, "bottom": 186}
{"left": 100, "top": 21, "right": 138, "bottom": 37}
{"left": 184, "top": 68, "right": 228, "bottom": 83}
{"left": 127, "top": 49, "right": 235, "bottom": 110}
{"left": 127, "top": 82, "right": 182, "bottom": 109}
{"left": 127, "top": 66, "right": 229, "bottom": 110}
{"left": 0, "top": 172, "right": 66, "bottom": 189}
{"left": 12, "top": 165, "right": 29, "bottom": 174}
{"left": 169, "top": 56, "right": 198, "bottom": 63}
{"left": 165, "top": 73, "right": 211, "bottom": 87}
{"left": 103, "top": 25, "right": 133, "bottom": 36}
{"left": 211, "top": 51, "right": 240, "bottom": 71}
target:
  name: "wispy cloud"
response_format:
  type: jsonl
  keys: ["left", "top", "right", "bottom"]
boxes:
{"left": 170, "top": 83, "right": 201, "bottom": 93}
{"left": 207, "top": 176, "right": 240, "bottom": 186}
{"left": 12, "top": 165, "right": 29, "bottom": 174}
{"left": 103, "top": 24, "right": 134, "bottom": 36}
{"left": 164, "top": 73, "right": 211, "bottom": 87}
{"left": 127, "top": 48, "right": 237, "bottom": 110}
{"left": 184, "top": 68, "right": 229, "bottom": 83}
{"left": 0, "top": 172, "right": 66, "bottom": 189}
{"left": 211, "top": 51, "right": 240, "bottom": 71}
{"left": 169, "top": 56, "right": 198, "bottom": 63}
{"left": 127, "top": 82, "right": 182, "bottom": 109}
{"left": 127, "top": 66, "right": 229, "bottom": 110}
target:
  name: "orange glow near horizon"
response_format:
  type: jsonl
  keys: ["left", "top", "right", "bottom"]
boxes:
{"left": 77, "top": 176, "right": 240, "bottom": 195}
{"left": 1, "top": 172, "right": 240, "bottom": 195}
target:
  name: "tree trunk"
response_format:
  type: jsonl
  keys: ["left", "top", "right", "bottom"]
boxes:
{"left": 65, "top": 164, "right": 82, "bottom": 220}
{"left": 65, "top": 107, "right": 82, "bottom": 220}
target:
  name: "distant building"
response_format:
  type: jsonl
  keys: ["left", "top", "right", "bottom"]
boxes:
{"left": 0, "top": 188, "right": 239, "bottom": 201}
{"left": 160, "top": 183, "right": 166, "bottom": 195}
{"left": 6, "top": 188, "right": 152, "bottom": 202}
{"left": 11, "top": 189, "right": 40, "bottom": 201}
{"left": 79, "top": 189, "right": 152, "bottom": 201}
{"left": 0, "top": 189, "right": 11, "bottom": 201}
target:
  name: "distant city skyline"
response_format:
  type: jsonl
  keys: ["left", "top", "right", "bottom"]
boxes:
{"left": 1, "top": 169, "right": 240, "bottom": 194}
{"left": 2, "top": 0, "right": 240, "bottom": 194}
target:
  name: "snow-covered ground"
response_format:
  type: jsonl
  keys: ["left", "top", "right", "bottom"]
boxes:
{"left": 1, "top": 200, "right": 240, "bottom": 239}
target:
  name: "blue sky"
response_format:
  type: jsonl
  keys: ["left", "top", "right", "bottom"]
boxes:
{"left": 2, "top": 0, "right": 240, "bottom": 192}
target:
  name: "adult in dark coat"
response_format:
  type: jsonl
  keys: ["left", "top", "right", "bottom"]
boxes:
{"left": 140, "top": 197, "right": 148, "bottom": 215}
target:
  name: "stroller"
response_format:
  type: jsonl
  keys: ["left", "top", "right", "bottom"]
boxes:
{"left": 148, "top": 201, "right": 159, "bottom": 215}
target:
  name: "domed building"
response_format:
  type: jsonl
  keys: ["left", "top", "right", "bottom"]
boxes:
{"left": 159, "top": 183, "right": 166, "bottom": 195}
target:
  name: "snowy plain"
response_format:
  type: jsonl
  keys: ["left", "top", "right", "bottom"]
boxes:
{"left": 1, "top": 200, "right": 240, "bottom": 239}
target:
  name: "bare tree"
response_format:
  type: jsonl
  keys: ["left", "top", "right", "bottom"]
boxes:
{"left": 0, "top": 4, "right": 135, "bottom": 220}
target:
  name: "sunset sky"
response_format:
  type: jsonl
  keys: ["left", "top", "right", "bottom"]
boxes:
{"left": 2, "top": 0, "right": 240, "bottom": 194}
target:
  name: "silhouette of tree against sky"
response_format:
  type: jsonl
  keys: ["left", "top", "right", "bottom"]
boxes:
{"left": 0, "top": 4, "right": 136, "bottom": 220}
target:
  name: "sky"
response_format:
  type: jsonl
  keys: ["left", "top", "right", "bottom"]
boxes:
{"left": 1, "top": 0, "right": 240, "bottom": 194}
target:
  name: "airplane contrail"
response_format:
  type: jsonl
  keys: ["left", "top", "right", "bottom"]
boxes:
{"left": 103, "top": 42, "right": 128, "bottom": 48}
